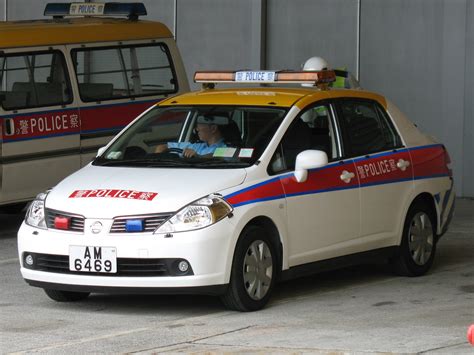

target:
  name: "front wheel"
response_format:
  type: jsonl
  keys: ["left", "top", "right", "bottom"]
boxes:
{"left": 44, "top": 289, "right": 90, "bottom": 302}
{"left": 221, "top": 226, "right": 278, "bottom": 312}
{"left": 392, "top": 202, "right": 437, "bottom": 276}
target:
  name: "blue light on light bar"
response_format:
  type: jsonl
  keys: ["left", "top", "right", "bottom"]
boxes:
{"left": 125, "top": 219, "right": 144, "bottom": 232}
{"left": 44, "top": 3, "right": 147, "bottom": 20}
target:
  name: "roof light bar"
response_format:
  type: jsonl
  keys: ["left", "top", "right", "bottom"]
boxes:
{"left": 194, "top": 70, "right": 336, "bottom": 86}
{"left": 44, "top": 2, "right": 147, "bottom": 20}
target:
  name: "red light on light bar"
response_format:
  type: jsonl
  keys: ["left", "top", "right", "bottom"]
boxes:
{"left": 54, "top": 216, "right": 70, "bottom": 230}
{"left": 194, "top": 71, "right": 235, "bottom": 82}
{"left": 277, "top": 70, "right": 336, "bottom": 83}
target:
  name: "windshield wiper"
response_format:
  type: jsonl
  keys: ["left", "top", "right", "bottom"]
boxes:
{"left": 93, "top": 156, "right": 250, "bottom": 168}
{"left": 191, "top": 160, "right": 251, "bottom": 168}
{"left": 93, "top": 158, "right": 193, "bottom": 167}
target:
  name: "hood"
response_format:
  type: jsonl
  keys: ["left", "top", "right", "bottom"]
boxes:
{"left": 45, "top": 165, "right": 246, "bottom": 218}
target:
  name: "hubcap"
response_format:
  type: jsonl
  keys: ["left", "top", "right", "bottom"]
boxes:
{"left": 243, "top": 240, "right": 273, "bottom": 300}
{"left": 408, "top": 212, "right": 434, "bottom": 266}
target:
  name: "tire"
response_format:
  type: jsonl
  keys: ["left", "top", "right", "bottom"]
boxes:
{"left": 392, "top": 201, "right": 437, "bottom": 276}
{"left": 221, "top": 225, "right": 278, "bottom": 312}
{"left": 44, "top": 289, "right": 90, "bottom": 302}
{"left": 0, "top": 203, "right": 27, "bottom": 214}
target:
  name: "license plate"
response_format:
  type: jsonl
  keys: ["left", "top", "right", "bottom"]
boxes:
{"left": 69, "top": 246, "right": 117, "bottom": 273}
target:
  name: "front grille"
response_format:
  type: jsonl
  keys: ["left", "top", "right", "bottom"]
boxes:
{"left": 110, "top": 213, "right": 173, "bottom": 233}
{"left": 46, "top": 209, "right": 85, "bottom": 233}
{"left": 24, "top": 252, "right": 192, "bottom": 277}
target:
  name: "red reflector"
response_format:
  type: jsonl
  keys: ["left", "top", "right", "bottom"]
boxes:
{"left": 54, "top": 216, "right": 70, "bottom": 230}
{"left": 443, "top": 146, "right": 453, "bottom": 177}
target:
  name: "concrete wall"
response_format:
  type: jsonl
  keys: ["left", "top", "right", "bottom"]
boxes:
{"left": 464, "top": 1, "right": 474, "bottom": 197}
{"left": 360, "top": 0, "right": 472, "bottom": 196}
{"left": 267, "top": 0, "right": 358, "bottom": 75}
{"left": 3, "top": 0, "right": 64, "bottom": 20}
{"left": 176, "top": 0, "right": 256, "bottom": 80}
{"left": 2, "top": 0, "right": 473, "bottom": 196}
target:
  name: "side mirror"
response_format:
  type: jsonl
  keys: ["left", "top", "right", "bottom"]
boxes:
{"left": 294, "top": 150, "right": 328, "bottom": 183}
{"left": 96, "top": 146, "right": 107, "bottom": 157}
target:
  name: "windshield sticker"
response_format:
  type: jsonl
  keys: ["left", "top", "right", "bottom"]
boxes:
{"left": 238, "top": 148, "right": 254, "bottom": 158}
{"left": 106, "top": 151, "right": 122, "bottom": 159}
{"left": 213, "top": 147, "right": 237, "bottom": 158}
{"left": 69, "top": 189, "right": 157, "bottom": 201}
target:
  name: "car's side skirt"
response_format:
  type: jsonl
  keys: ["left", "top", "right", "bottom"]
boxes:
{"left": 280, "top": 246, "right": 399, "bottom": 282}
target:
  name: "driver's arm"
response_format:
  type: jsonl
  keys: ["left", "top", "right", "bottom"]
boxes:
{"left": 155, "top": 143, "right": 169, "bottom": 153}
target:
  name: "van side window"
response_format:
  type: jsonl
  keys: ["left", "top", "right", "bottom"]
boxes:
{"left": 72, "top": 43, "right": 177, "bottom": 102}
{"left": 0, "top": 51, "right": 72, "bottom": 110}
{"left": 337, "top": 99, "right": 403, "bottom": 157}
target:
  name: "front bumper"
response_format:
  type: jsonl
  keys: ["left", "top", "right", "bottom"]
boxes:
{"left": 18, "top": 217, "right": 234, "bottom": 292}
{"left": 24, "top": 279, "right": 228, "bottom": 296}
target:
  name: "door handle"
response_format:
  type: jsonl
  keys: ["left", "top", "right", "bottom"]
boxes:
{"left": 340, "top": 170, "right": 355, "bottom": 183}
{"left": 397, "top": 159, "right": 410, "bottom": 171}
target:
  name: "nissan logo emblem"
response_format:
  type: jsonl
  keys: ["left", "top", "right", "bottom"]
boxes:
{"left": 90, "top": 221, "right": 103, "bottom": 234}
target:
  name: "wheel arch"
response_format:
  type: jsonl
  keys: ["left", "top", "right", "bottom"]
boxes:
{"left": 238, "top": 216, "right": 284, "bottom": 280}
{"left": 405, "top": 192, "right": 439, "bottom": 236}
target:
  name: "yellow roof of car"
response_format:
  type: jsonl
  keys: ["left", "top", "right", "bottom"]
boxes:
{"left": 0, "top": 18, "right": 172, "bottom": 48}
{"left": 160, "top": 87, "right": 387, "bottom": 109}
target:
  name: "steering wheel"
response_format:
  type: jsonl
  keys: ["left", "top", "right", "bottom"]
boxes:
{"left": 168, "top": 148, "right": 183, "bottom": 154}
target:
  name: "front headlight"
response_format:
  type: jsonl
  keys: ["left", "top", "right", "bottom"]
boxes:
{"left": 25, "top": 192, "right": 48, "bottom": 229}
{"left": 155, "top": 194, "right": 233, "bottom": 234}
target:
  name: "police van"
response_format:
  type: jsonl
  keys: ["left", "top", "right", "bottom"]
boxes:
{"left": 0, "top": 2, "right": 189, "bottom": 210}
{"left": 18, "top": 68, "right": 455, "bottom": 311}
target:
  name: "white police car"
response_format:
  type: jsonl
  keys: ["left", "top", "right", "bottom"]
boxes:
{"left": 18, "top": 69, "right": 455, "bottom": 311}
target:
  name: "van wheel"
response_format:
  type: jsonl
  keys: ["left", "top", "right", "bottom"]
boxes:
{"left": 44, "top": 289, "right": 90, "bottom": 302}
{"left": 221, "top": 226, "right": 277, "bottom": 312}
{"left": 392, "top": 202, "right": 436, "bottom": 276}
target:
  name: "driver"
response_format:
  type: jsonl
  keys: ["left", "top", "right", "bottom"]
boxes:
{"left": 155, "top": 114, "right": 228, "bottom": 158}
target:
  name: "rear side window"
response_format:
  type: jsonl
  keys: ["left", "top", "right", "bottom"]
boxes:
{"left": 0, "top": 51, "right": 72, "bottom": 110}
{"left": 337, "top": 99, "right": 402, "bottom": 157}
{"left": 72, "top": 43, "right": 177, "bottom": 102}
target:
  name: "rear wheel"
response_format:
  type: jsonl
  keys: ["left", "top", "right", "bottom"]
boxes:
{"left": 44, "top": 289, "right": 90, "bottom": 302}
{"left": 392, "top": 201, "right": 437, "bottom": 276}
{"left": 221, "top": 226, "right": 278, "bottom": 311}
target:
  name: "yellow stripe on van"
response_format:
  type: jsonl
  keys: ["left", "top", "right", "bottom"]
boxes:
{"left": 0, "top": 18, "right": 172, "bottom": 48}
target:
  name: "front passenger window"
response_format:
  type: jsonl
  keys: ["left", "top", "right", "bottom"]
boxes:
{"left": 269, "top": 104, "right": 338, "bottom": 174}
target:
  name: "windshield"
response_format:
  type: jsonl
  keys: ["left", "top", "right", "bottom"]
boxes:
{"left": 93, "top": 105, "right": 287, "bottom": 169}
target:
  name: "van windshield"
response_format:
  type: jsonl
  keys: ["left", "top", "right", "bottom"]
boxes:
{"left": 94, "top": 105, "right": 287, "bottom": 169}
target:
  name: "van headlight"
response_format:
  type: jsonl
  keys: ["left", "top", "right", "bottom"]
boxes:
{"left": 155, "top": 194, "right": 233, "bottom": 234}
{"left": 25, "top": 192, "right": 48, "bottom": 229}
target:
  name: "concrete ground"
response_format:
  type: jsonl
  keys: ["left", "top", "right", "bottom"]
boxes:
{"left": 0, "top": 198, "right": 473, "bottom": 354}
